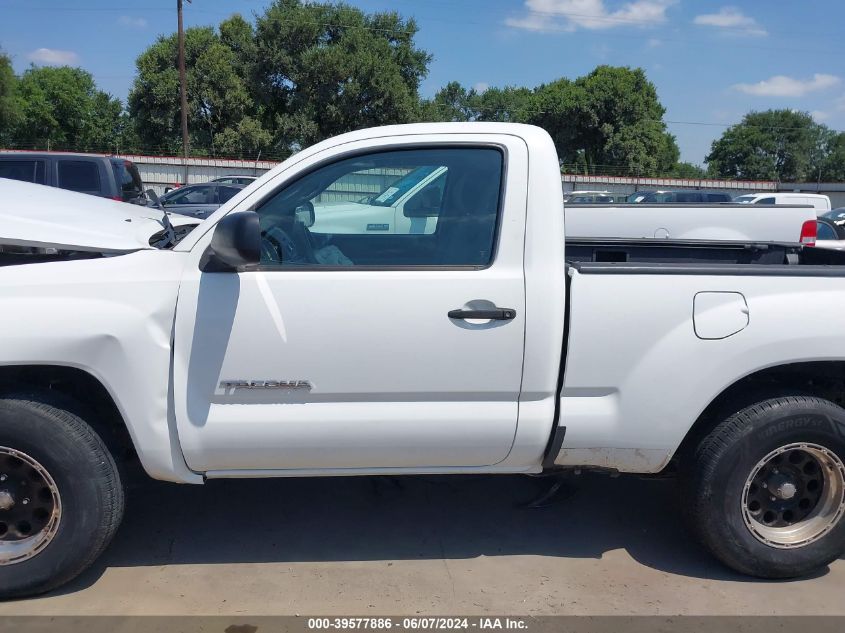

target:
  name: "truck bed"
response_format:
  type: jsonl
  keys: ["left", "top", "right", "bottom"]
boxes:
{"left": 558, "top": 238, "right": 845, "bottom": 475}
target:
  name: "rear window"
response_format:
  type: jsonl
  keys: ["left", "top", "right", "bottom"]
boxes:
{"left": 0, "top": 159, "right": 46, "bottom": 184}
{"left": 111, "top": 160, "right": 144, "bottom": 199}
{"left": 58, "top": 160, "right": 100, "bottom": 192}
{"left": 755, "top": 197, "right": 776, "bottom": 205}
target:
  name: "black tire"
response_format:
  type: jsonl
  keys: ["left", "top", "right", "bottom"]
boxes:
{"left": 685, "top": 395, "right": 845, "bottom": 578}
{"left": 0, "top": 394, "right": 124, "bottom": 599}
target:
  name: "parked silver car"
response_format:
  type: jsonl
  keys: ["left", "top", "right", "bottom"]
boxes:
{"left": 210, "top": 175, "right": 258, "bottom": 186}
{"left": 152, "top": 182, "right": 245, "bottom": 219}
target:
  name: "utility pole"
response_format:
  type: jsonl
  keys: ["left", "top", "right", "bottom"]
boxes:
{"left": 177, "top": 0, "right": 191, "bottom": 183}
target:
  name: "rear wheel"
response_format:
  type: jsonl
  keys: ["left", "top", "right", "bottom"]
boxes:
{"left": 0, "top": 395, "right": 124, "bottom": 598}
{"left": 685, "top": 395, "right": 845, "bottom": 578}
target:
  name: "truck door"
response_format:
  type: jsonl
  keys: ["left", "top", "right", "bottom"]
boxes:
{"left": 173, "top": 137, "right": 528, "bottom": 473}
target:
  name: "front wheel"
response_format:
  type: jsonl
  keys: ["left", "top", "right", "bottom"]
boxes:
{"left": 0, "top": 395, "right": 124, "bottom": 598}
{"left": 685, "top": 395, "right": 845, "bottom": 578}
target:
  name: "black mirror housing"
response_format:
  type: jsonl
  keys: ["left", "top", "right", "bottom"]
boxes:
{"left": 200, "top": 211, "right": 261, "bottom": 272}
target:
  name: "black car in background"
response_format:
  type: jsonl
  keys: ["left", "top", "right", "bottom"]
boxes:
{"left": 0, "top": 152, "right": 147, "bottom": 204}
{"left": 629, "top": 190, "right": 733, "bottom": 203}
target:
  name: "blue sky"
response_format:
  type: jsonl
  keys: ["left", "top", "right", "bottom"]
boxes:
{"left": 1, "top": 0, "right": 844, "bottom": 164}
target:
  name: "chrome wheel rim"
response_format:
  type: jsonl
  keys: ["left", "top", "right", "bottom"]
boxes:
{"left": 0, "top": 446, "right": 62, "bottom": 565}
{"left": 742, "top": 443, "right": 845, "bottom": 549}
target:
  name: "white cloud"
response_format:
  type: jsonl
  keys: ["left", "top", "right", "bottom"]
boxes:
{"left": 733, "top": 74, "right": 841, "bottom": 97}
{"left": 646, "top": 37, "right": 662, "bottom": 47}
{"left": 693, "top": 7, "right": 767, "bottom": 36}
{"left": 505, "top": 0, "right": 675, "bottom": 33}
{"left": 472, "top": 82, "right": 490, "bottom": 93}
{"left": 836, "top": 95, "right": 845, "bottom": 112}
{"left": 810, "top": 110, "right": 830, "bottom": 122}
{"left": 118, "top": 15, "right": 148, "bottom": 29}
{"left": 27, "top": 48, "right": 79, "bottom": 65}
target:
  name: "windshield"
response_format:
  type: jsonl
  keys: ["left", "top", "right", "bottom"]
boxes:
{"left": 364, "top": 166, "right": 439, "bottom": 207}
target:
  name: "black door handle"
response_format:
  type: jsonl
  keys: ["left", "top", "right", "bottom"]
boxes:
{"left": 448, "top": 308, "right": 517, "bottom": 320}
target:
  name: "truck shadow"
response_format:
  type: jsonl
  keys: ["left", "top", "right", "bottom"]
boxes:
{"left": 57, "top": 472, "right": 834, "bottom": 595}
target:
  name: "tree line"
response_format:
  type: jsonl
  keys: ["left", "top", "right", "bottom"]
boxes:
{"left": 1, "top": 0, "right": 843, "bottom": 182}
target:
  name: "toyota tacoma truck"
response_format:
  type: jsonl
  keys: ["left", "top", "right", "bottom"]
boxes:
{"left": 2, "top": 123, "right": 845, "bottom": 598}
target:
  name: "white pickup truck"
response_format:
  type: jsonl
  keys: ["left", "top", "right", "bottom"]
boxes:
{"left": 2, "top": 122, "right": 845, "bottom": 598}
{"left": 565, "top": 202, "right": 818, "bottom": 244}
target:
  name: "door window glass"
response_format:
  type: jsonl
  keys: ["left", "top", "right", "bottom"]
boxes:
{"left": 57, "top": 161, "right": 100, "bottom": 192}
{"left": 0, "top": 160, "right": 46, "bottom": 184}
{"left": 255, "top": 147, "right": 504, "bottom": 268}
{"left": 166, "top": 185, "right": 210, "bottom": 205}
{"left": 217, "top": 186, "right": 241, "bottom": 204}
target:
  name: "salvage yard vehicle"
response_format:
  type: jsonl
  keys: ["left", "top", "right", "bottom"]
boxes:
{"left": 634, "top": 190, "right": 732, "bottom": 203}
{"left": 0, "top": 151, "right": 147, "bottom": 205}
{"left": 563, "top": 190, "right": 627, "bottom": 203}
{"left": 2, "top": 122, "right": 845, "bottom": 598}
{"left": 734, "top": 192, "right": 832, "bottom": 213}
{"left": 151, "top": 182, "right": 246, "bottom": 219}
{"left": 210, "top": 175, "right": 259, "bottom": 186}
{"left": 565, "top": 200, "right": 818, "bottom": 243}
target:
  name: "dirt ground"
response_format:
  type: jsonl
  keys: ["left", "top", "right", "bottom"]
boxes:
{"left": 0, "top": 473, "right": 843, "bottom": 616}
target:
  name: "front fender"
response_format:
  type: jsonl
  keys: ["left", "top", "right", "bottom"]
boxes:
{"left": 0, "top": 251, "right": 201, "bottom": 483}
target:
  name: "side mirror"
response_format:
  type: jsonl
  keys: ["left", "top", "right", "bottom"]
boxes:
{"left": 403, "top": 185, "right": 441, "bottom": 218}
{"left": 146, "top": 188, "right": 164, "bottom": 210}
{"left": 199, "top": 211, "right": 261, "bottom": 272}
{"left": 295, "top": 201, "right": 315, "bottom": 227}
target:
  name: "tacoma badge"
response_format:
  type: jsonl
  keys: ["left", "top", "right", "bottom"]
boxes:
{"left": 219, "top": 380, "right": 313, "bottom": 391}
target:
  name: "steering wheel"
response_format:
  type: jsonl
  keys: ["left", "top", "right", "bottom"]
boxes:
{"left": 260, "top": 222, "right": 316, "bottom": 265}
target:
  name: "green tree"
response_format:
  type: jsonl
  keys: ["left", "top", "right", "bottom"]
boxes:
{"left": 667, "top": 161, "right": 707, "bottom": 178}
{"left": 214, "top": 115, "right": 273, "bottom": 157}
{"left": 418, "top": 81, "right": 478, "bottom": 122}
{"left": 821, "top": 132, "right": 845, "bottom": 182}
{"left": 128, "top": 25, "right": 257, "bottom": 154}
{"left": 253, "top": 0, "right": 431, "bottom": 155}
{"left": 13, "top": 65, "right": 122, "bottom": 151}
{"left": 0, "top": 51, "right": 20, "bottom": 142}
{"left": 476, "top": 85, "right": 536, "bottom": 123}
{"left": 421, "top": 67, "right": 678, "bottom": 175}
{"left": 565, "top": 66, "right": 678, "bottom": 175}
{"left": 706, "top": 110, "right": 831, "bottom": 181}
{"left": 128, "top": 1, "right": 429, "bottom": 157}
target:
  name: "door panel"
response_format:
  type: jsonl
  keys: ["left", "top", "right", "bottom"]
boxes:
{"left": 173, "top": 137, "right": 529, "bottom": 472}
{"left": 177, "top": 268, "right": 523, "bottom": 470}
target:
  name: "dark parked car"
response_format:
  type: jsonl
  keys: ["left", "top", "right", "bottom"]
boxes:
{"left": 152, "top": 182, "right": 246, "bottom": 219}
{"left": 632, "top": 190, "right": 732, "bottom": 203}
{"left": 821, "top": 207, "right": 845, "bottom": 223}
{"left": 0, "top": 152, "right": 147, "bottom": 204}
